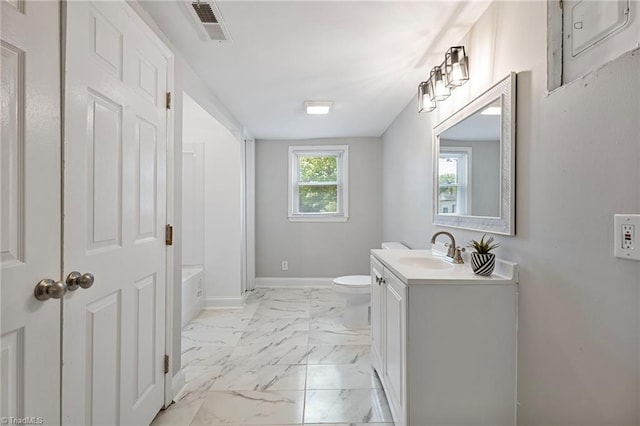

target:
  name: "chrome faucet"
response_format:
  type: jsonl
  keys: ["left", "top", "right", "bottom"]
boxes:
{"left": 430, "top": 231, "right": 465, "bottom": 264}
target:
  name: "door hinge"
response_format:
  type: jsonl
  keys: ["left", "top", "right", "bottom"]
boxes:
{"left": 164, "top": 354, "right": 169, "bottom": 374}
{"left": 166, "top": 92, "right": 172, "bottom": 110}
{"left": 165, "top": 224, "right": 173, "bottom": 246}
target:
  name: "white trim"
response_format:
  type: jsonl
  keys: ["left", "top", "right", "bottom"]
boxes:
{"left": 288, "top": 145, "right": 349, "bottom": 221}
{"left": 163, "top": 56, "right": 177, "bottom": 407}
{"left": 288, "top": 215, "right": 348, "bottom": 223}
{"left": 170, "top": 368, "right": 186, "bottom": 402}
{"left": 547, "top": 0, "right": 563, "bottom": 91}
{"left": 240, "top": 139, "right": 247, "bottom": 294}
{"left": 438, "top": 146, "right": 472, "bottom": 215}
{"left": 204, "top": 294, "right": 247, "bottom": 308}
{"left": 245, "top": 138, "right": 256, "bottom": 290}
{"left": 255, "top": 277, "right": 333, "bottom": 288}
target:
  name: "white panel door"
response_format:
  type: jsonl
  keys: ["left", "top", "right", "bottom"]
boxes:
{"left": 63, "top": 1, "right": 169, "bottom": 424}
{"left": 1, "top": 1, "right": 61, "bottom": 424}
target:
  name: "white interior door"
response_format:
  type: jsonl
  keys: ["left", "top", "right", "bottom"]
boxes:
{"left": 1, "top": 1, "right": 61, "bottom": 424}
{"left": 62, "top": 1, "right": 169, "bottom": 424}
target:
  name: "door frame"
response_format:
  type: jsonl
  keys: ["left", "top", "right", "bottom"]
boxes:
{"left": 163, "top": 54, "right": 176, "bottom": 407}
{"left": 244, "top": 137, "right": 256, "bottom": 291}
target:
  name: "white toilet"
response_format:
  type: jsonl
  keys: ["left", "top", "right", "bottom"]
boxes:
{"left": 332, "top": 242, "right": 409, "bottom": 327}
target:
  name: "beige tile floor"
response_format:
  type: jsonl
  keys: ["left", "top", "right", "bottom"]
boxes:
{"left": 151, "top": 288, "right": 394, "bottom": 426}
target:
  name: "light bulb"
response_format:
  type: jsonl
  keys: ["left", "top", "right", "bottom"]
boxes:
{"left": 434, "top": 76, "right": 449, "bottom": 101}
{"left": 451, "top": 63, "right": 463, "bottom": 83}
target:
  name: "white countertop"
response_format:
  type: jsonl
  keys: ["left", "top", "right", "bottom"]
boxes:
{"left": 371, "top": 249, "right": 518, "bottom": 285}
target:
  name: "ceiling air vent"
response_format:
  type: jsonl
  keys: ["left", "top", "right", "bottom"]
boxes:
{"left": 186, "top": 1, "right": 231, "bottom": 42}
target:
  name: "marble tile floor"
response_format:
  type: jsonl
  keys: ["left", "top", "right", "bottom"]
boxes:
{"left": 152, "top": 288, "right": 394, "bottom": 426}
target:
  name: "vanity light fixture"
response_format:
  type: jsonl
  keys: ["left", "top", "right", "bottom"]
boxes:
{"left": 305, "top": 100, "right": 333, "bottom": 115}
{"left": 430, "top": 65, "right": 450, "bottom": 101}
{"left": 444, "top": 46, "right": 469, "bottom": 88}
{"left": 418, "top": 81, "right": 436, "bottom": 113}
{"left": 417, "top": 45, "right": 470, "bottom": 113}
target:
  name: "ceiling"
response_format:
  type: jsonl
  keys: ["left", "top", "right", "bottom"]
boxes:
{"left": 140, "top": 1, "right": 492, "bottom": 140}
{"left": 440, "top": 112, "right": 500, "bottom": 141}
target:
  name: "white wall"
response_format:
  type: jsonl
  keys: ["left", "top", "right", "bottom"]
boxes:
{"left": 182, "top": 143, "right": 204, "bottom": 266}
{"left": 383, "top": 2, "right": 640, "bottom": 424}
{"left": 183, "top": 94, "right": 244, "bottom": 305}
{"left": 255, "top": 137, "right": 382, "bottom": 279}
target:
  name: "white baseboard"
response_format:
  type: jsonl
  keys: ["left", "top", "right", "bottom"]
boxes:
{"left": 255, "top": 277, "right": 333, "bottom": 288}
{"left": 171, "top": 368, "right": 186, "bottom": 402}
{"left": 204, "top": 294, "right": 247, "bottom": 308}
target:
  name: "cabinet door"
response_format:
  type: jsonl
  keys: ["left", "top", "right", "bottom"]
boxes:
{"left": 370, "top": 256, "right": 384, "bottom": 372}
{"left": 384, "top": 271, "right": 406, "bottom": 417}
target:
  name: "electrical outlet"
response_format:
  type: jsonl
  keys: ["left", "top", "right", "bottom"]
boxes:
{"left": 614, "top": 215, "right": 640, "bottom": 260}
{"left": 622, "top": 224, "right": 634, "bottom": 249}
{"left": 281, "top": 261, "right": 288, "bottom": 271}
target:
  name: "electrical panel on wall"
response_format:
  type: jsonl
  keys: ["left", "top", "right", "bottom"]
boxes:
{"left": 562, "top": 0, "right": 638, "bottom": 84}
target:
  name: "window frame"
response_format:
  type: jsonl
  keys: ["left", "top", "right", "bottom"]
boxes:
{"left": 438, "top": 147, "right": 472, "bottom": 216}
{"left": 288, "top": 145, "right": 349, "bottom": 222}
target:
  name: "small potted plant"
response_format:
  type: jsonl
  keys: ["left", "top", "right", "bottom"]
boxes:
{"left": 467, "top": 234, "right": 500, "bottom": 276}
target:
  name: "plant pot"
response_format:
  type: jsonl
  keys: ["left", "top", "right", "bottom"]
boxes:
{"left": 471, "top": 252, "right": 495, "bottom": 276}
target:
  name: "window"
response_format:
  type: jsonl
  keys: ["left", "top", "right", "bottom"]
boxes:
{"left": 288, "top": 145, "right": 348, "bottom": 222}
{"left": 438, "top": 148, "right": 471, "bottom": 215}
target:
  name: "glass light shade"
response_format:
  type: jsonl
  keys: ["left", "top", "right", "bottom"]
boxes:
{"left": 418, "top": 81, "right": 436, "bottom": 113}
{"left": 430, "top": 66, "right": 450, "bottom": 101}
{"left": 445, "top": 46, "right": 469, "bottom": 88}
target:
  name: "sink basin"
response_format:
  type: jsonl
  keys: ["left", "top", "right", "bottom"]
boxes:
{"left": 396, "top": 256, "right": 453, "bottom": 270}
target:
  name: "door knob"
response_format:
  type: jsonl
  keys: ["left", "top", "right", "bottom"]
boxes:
{"left": 66, "top": 271, "right": 95, "bottom": 291}
{"left": 34, "top": 279, "right": 67, "bottom": 301}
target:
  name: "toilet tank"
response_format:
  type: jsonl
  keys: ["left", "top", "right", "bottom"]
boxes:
{"left": 381, "top": 242, "right": 409, "bottom": 250}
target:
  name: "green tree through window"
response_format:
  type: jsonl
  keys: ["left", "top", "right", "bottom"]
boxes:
{"left": 298, "top": 156, "right": 338, "bottom": 213}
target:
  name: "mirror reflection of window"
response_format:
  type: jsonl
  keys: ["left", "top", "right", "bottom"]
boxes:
{"left": 437, "top": 99, "right": 501, "bottom": 218}
{"left": 438, "top": 148, "right": 471, "bottom": 215}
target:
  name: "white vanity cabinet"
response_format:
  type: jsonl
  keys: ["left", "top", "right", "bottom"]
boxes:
{"left": 370, "top": 250, "right": 518, "bottom": 426}
{"left": 371, "top": 255, "right": 407, "bottom": 421}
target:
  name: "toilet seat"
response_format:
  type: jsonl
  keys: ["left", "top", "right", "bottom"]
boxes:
{"left": 332, "top": 275, "right": 371, "bottom": 294}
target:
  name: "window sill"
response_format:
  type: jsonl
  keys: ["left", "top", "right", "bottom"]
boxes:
{"left": 288, "top": 215, "right": 349, "bottom": 223}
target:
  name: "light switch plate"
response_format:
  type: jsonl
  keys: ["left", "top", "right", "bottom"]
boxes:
{"left": 614, "top": 214, "right": 640, "bottom": 260}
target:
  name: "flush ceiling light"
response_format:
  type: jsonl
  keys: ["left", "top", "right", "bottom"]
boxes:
{"left": 305, "top": 101, "right": 333, "bottom": 115}
{"left": 418, "top": 81, "right": 436, "bottom": 113}
{"left": 444, "top": 46, "right": 469, "bottom": 88}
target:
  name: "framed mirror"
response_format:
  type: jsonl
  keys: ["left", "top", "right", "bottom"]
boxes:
{"left": 433, "top": 72, "right": 516, "bottom": 235}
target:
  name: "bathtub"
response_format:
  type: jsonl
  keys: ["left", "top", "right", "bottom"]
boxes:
{"left": 182, "top": 266, "right": 204, "bottom": 328}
